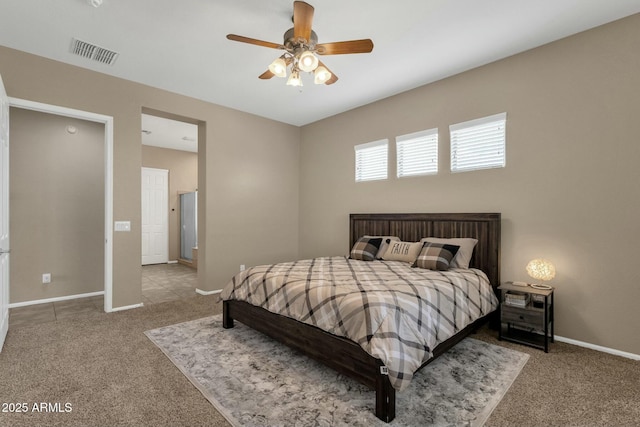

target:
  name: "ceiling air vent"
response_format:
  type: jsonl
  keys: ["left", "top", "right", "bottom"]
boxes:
{"left": 70, "top": 38, "right": 119, "bottom": 66}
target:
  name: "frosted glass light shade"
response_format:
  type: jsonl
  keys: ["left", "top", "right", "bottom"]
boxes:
{"left": 268, "top": 57, "right": 287, "bottom": 78}
{"left": 286, "top": 70, "right": 303, "bottom": 87}
{"left": 298, "top": 50, "right": 319, "bottom": 72}
{"left": 526, "top": 259, "right": 556, "bottom": 281}
{"left": 314, "top": 66, "right": 331, "bottom": 84}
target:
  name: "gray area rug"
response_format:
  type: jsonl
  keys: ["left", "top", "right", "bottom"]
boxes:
{"left": 145, "top": 315, "right": 528, "bottom": 427}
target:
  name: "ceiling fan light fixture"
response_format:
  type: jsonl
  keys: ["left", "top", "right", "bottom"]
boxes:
{"left": 286, "top": 70, "right": 303, "bottom": 87}
{"left": 268, "top": 57, "right": 288, "bottom": 78}
{"left": 227, "top": 1, "right": 374, "bottom": 87}
{"left": 314, "top": 65, "right": 331, "bottom": 84}
{"left": 298, "top": 50, "right": 318, "bottom": 72}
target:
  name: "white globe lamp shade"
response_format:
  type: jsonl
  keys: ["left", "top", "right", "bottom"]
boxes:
{"left": 526, "top": 259, "right": 556, "bottom": 282}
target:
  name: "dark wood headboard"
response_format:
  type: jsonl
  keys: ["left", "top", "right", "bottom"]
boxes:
{"left": 349, "top": 213, "right": 501, "bottom": 288}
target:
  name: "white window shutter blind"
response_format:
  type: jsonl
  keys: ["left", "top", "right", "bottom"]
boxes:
{"left": 396, "top": 128, "right": 438, "bottom": 177}
{"left": 450, "top": 112, "right": 506, "bottom": 173}
{"left": 355, "top": 139, "right": 388, "bottom": 182}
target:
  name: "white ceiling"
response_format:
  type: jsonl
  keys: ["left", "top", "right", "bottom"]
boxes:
{"left": 141, "top": 114, "right": 198, "bottom": 153}
{"left": 1, "top": 1, "right": 639, "bottom": 127}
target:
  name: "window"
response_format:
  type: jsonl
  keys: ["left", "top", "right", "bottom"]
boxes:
{"left": 450, "top": 112, "right": 506, "bottom": 173}
{"left": 355, "top": 139, "right": 388, "bottom": 182}
{"left": 396, "top": 128, "right": 438, "bottom": 178}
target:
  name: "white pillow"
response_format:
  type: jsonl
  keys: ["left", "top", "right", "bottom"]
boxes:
{"left": 419, "top": 237, "right": 478, "bottom": 269}
{"left": 365, "top": 235, "right": 400, "bottom": 259}
{"left": 382, "top": 241, "right": 422, "bottom": 263}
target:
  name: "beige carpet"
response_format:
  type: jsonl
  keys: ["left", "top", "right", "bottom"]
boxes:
{"left": 1, "top": 295, "right": 639, "bottom": 426}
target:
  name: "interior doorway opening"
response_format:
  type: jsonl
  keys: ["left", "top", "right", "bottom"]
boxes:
{"left": 178, "top": 190, "right": 197, "bottom": 267}
{"left": 8, "top": 97, "right": 114, "bottom": 313}
{"left": 140, "top": 109, "right": 201, "bottom": 305}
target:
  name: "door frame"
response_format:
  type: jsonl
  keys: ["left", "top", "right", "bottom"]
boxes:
{"left": 8, "top": 97, "right": 114, "bottom": 312}
{"left": 0, "top": 75, "right": 9, "bottom": 351}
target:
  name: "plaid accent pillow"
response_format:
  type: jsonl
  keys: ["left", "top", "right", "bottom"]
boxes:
{"left": 364, "top": 235, "right": 400, "bottom": 259}
{"left": 419, "top": 237, "right": 477, "bottom": 268}
{"left": 413, "top": 242, "right": 460, "bottom": 271}
{"left": 350, "top": 237, "right": 383, "bottom": 261}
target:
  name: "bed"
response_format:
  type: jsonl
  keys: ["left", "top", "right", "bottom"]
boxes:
{"left": 221, "top": 213, "right": 501, "bottom": 422}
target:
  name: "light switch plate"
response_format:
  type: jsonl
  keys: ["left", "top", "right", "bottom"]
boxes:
{"left": 114, "top": 221, "right": 131, "bottom": 232}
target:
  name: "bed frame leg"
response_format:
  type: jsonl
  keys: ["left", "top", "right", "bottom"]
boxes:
{"left": 222, "top": 301, "right": 234, "bottom": 329}
{"left": 375, "top": 370, "right": 396, "bottom": 423}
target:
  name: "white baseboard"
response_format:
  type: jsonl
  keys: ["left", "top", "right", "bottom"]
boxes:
{"left": 555, "top": 335, "right": 640, "bottom": 361}
{"left": 9, "top": 291, "right": 105, "bottom": 308}
{"left": 196, "top": 288, "right": 221, "bottom": 296}
{"left": 110, "top": 303, "right": 144, "bottom": 312}
{"left": 167, "top": 260, "right": 178, "bottom": 264}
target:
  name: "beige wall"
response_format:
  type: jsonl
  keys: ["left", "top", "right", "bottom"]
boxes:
{"left": 142, "top": 145, "right": 198, "bottom": 262}
{"left": 10, "top": 108, "right": 104, "bottom": 302}
{"left": 0, "top": 46, "right": 300, "bottom": 307}
{"left": 299, "top": 14, "right": 640, "bottom": 355}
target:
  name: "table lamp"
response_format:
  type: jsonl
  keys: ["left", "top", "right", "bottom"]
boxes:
{"left": 526, "top": 258, "right": 555, "bottom": 290}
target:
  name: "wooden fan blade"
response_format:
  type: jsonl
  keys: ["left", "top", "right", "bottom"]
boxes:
{"left": 226, "top": 34, "right": 283, "bottom": 50}
{"left": 259, "top": 70, "right": 275, "bottom": 79}
{"left": 325, "top": 74, "right": 338, "bottom": 85}
{"left": 316, "top": 39, "right": 374, "bottom": 55}
{"left": 317, "top": 61, "right": 338, "bottom": 85}
{"left": 293, "top": 1, "right": 314, "bottom": 41}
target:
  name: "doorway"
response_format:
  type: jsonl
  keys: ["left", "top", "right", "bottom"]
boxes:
{"left": 179, "top": 190, "right": 197, "bottom": 263}
{"left": 7, "top": 98, "right": 114, "bottom": 313}
{"left": 140, "top": 111, "right": 199, "bottom": 302}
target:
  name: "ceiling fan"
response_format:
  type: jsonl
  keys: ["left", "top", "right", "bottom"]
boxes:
{"left": 226, "top": 1, "right": 374, "bottom": 86}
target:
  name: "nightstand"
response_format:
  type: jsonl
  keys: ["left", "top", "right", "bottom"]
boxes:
{"left": 498, "top": 282, "right": 554, "bottom": 352}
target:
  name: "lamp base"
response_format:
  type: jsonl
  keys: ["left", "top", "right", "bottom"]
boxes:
{"left": 530, "top": 283, "right": 552, "bottom": 290}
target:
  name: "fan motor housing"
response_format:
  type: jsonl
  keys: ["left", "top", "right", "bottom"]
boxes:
{"left": 283, "top": 28, "right": 318, "bottom": 50}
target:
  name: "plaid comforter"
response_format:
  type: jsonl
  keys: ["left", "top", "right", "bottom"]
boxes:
{"left": 220, "top": 256, "right": 498, "bottom": 391}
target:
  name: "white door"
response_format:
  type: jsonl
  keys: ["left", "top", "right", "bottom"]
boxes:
{"left": 0, "top": 75, "right": 10, "bottom": 351}
{"left": 141, "top": 167, "right": 168, "bottom": 265}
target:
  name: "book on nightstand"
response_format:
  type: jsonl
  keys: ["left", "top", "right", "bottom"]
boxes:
{"left": 504, "top": 291, "right": 530, "bottom": 308}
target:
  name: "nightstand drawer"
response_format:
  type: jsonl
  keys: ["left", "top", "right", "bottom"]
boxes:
{"left": 501, "top": 305, "right": 544, "bottom": 329}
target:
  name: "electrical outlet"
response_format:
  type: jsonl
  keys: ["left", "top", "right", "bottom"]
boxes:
{"left": 42, "top": 273, "right": 51, "bottom": 284}
{"left": 240, "top": 264, "right": 246, "bottom": 271}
